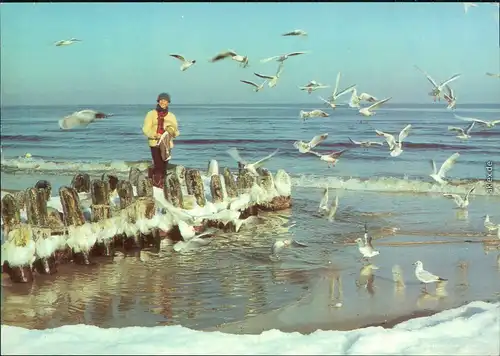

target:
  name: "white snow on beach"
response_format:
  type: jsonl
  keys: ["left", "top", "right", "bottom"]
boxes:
{"left": 1, "top": 301, "right": 499, "bottom": 355}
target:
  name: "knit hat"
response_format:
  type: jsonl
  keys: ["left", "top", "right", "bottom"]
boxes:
{"left": 157, "top": 92, "right": 171, "bottom": 102}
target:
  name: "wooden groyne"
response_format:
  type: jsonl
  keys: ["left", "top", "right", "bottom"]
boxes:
{"left": 1, "top": 161, "right": 292, "bottom": 284}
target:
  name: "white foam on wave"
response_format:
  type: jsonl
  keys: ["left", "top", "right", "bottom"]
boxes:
{"left": 292, "top": 174, "right": 500, "bottom": 197}
{"left": 0, "top": 156, "right": 149, "bottom": 174}
{"left": 1, "top": 300, "right": 498, "bottom": 355}
{"left": 2, "top": 156, "right": 499, "bottom": 197}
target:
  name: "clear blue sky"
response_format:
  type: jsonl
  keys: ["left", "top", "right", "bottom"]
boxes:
{"left": 1, "top": 3, "right": 499, "bottom": 105}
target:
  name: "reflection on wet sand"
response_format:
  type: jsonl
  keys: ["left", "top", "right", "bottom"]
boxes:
{"left": 2, "top": 213, "right": 312, "bottom": 330}
{"left": 416, "top": 282, "right": 448, "bottom": 309}
{"left": 329, "top": 272, "right": 343, "bottom": 308}
{"left": 356, "top": 264, "right": 377, "bottom": 297}
{"left": 455, "top": 260, "right": 469, "bottom": 294}
{"left": 392, "top": 264, "right": 406, "bottom": 300}
{"left": 3, "top": 188, "right": 500, "bottom": 333}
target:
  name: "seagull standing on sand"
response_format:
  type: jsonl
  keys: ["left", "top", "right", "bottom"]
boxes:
{"left": 240, "top": 80, "right": 267, "bottom": 92}
{"left": 348, "top": 88, "right": 378, "bottom": 108}
{"left": 413, "top": 260, "right": 447, "bottom": 292}
{"left": 226, "top": 148, "right": 279, "bottom": 177}
{"left": 307, "top": 149, "right": 348, "bottom": 168}
{"left": 448, "top": 121, "right": 475, "bottom": 140}
{"left": 282, "top": 29, "right": 308, "bottom": 37}
{"left": 210, "top": 50, "right": 249, "bottom": 68}
{"left": 169, "top": 54, "right": 196, "bottom": 71}
{"left": 429, "top": 152, "right": 460, "bottom": 185}
{"left": 299, "top": 109, "right": 329, "bottom": 121}
{"left": 375, "top": 124, "right": 412, "bottom": 157}
{"left": 58, "top": 110, "right": 113, "bottom": 130}
{"left": 359, "top": 97, "right": 392, "bottom": 117}
{"left": 327, "top": 72, "right": 356, "bottom": 107}
{"left": 414, "top": 65, "right": 461, "bottom": 102}
{"left": 454, "top": 114, "right": 500, "bottom": 129}
{"left": 54, "top": 38, "right": 82, "bottom": 46}
{"left": 260, "top": 51, "right": 308, "bottom": 64}
{"left": 293, "top": 133, "right": 329, "bottom": 153}
{"left": 443, "top": 186, "right": 476, "bottom": 209}
{"left": 254, "top": 62, "right": 285, "bottom": 88}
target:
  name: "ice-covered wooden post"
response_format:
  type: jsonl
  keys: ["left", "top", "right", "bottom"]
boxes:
{"left": 185, "top": 169, "right": 206, "bottom": 207}
{"left": 90, "top": 179, "right": 114, "bottom": 256}
{"left": 1, "top": 193, "right": 35, "bottom": 283}
{"left": 222, "top": 167, "right": 238, "bottom": 199}
{"left": 25, "top": 186, "right": 57, "bottom": 275}
{"left": 71, "top": 173, "right": 91, "bottom": 193}
{"left": 59, "top": 186, "right": 95, "bottom": 265}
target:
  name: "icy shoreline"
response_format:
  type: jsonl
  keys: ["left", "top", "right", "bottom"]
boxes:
{"left": 2, "top": 300, "right": 498, "bottom": 355}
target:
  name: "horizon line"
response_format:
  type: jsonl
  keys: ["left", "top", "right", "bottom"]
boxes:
{"left": 2, "top": 102, "right": 500, "bottom": 107}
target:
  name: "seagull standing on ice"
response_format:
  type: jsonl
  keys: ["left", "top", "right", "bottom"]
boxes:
{"left": 260, "top": 51, "right": 308, "bottom": 64}
{"left": 327, "top": 72, "right": 356, "bottom": 107}
{"left": 413, "top": 260, "right": 447, "bottom": 292}
{"left": 254, "top": 62, "right": 285, "bottom": 88}
{"left": 240, "top": 80, "right": 267, "bottom": 92}
{"left": 282, "top": 29, "right": 308, "bottom": 37}
{"left": 375, "top": 124, "right": 412, "bottom": 157}
{"left": 58, "top": 110, "right": 113, "bottom": 130}
{"left": 226, "top": 148, "right": 279, "bottom": 177}
{"left": 307, "top": 149, "right": 348, "bottom": 168}
{"left": 54, "top": 38, "right": 82, "bottom": 46}
{"left": 359, "top": 97, "right": 392, "bottom": 117}
{"left": 293, "top": 133, "right": 329, "bottom": 153}
{"left": 210, "top": 50, "right": 249, "bottom": 68}
{"left": 348, "top": 88, "right": 378, "bottom": 108}
{"left": 169, "top": 54, "right": 196, "bottom": 71}
{"left": 454, "top": 114, "right": 500, "bottom": 129}
{"left": 429, "top": 152, "right": 460, "bottom": 185}
{"left": 443, "top": 186, "right": 476, "bottom": 209}
{"left": 448, "top": 121, "right": 475, "bottom": 140}
{"left": 414, "top": 65, "right": 461, "bottom": 102}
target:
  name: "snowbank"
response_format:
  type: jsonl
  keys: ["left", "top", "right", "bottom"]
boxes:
{"left": 1, "top": 301, "right": 498, "bottom": 355}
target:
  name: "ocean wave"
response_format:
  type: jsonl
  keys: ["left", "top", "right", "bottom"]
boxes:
{"left": 1, "top": 157, "right": 498, "bottom": 197}
{"left": 292, "top": 174, "right": 500, "bottom": 197}
{"left": 0, "top": 157, "right": 150, "bottom": 174}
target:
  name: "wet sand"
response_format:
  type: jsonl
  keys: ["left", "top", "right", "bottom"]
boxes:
{"left": 2, "top": 186, "right": 500, "bottom": 333}
{"left": 2, "top": 237, "right": 499, "bottom": 333}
